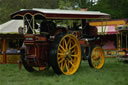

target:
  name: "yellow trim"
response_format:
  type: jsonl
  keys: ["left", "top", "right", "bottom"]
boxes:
{"left": 12, "top": 13, "right": 46, "bottom": 19}
{"left": 12, "top": 14, "right": 23, "bottom": 19}
{"left": 90, "top": 20, "right": 126, "bottom": 26}
{"left": 34, "top": 13, "right": 45, "bottom": 17}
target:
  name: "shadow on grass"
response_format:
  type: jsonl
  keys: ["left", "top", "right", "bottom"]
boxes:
{"left": 28, "top": 61, "right": 93, "bottom": 77}
{"left": 29, "top": 67, "right": 57, "bottom": 77}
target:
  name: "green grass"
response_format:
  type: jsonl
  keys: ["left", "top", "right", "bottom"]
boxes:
{"left": 0, "top": 58, "right": 128, "bottom": 85}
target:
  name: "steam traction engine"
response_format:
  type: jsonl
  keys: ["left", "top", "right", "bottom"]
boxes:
{"left": 11, "top": 9, "right": 110, "bottom": 75}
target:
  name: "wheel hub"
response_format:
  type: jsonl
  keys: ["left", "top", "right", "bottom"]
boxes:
{"left": 65, "top": 51, "right": 71, "bottom": 59}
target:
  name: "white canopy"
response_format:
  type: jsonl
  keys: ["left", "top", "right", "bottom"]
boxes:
{"left": 32, "top": 8, "right": 109, "bottom": 16}
{"left": 0, "top": 20, "right": 24, "bottom": 34}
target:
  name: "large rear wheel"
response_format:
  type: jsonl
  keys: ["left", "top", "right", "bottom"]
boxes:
{"left": 88, "top": 46, "right": 104, "bottom": 69}
{"left": 50, "top": 34, "right": 81, "bottom": 75}
{"left": 20, "top": 48, "right": 47, "bottom": 72}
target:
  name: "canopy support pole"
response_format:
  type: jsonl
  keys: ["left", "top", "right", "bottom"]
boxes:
{"left": 126, "top": 33, "right": 127, "bottom": 50}
{"left": 2, "top": 39, "right": 7, "bottom": 64}
{"left": 23, "top": 16, "right": 27, "bottom": 34}
{"left": 101, "top": 20, "right": 103, "bottom": 35}
{"left": 121, "top": 32, "right": 122, "bottom": 49}
{"left": 117, "top": 34, "right": 120, "bottom": 50}
{"left": 32, "top": 16, "right": 35, "bottom": 34}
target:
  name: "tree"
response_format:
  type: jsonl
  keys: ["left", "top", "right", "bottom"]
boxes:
{"left": 58, "top": 0, "right": 94, "bottom": 9}
{"left": 0, "top": 0, "right": 59, "bottom": 24}
{"left": 90, "top": 0, "right": 128, "bottom": 19}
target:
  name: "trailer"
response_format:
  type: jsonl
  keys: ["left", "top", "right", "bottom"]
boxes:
{"left": 11, "top": 9, "right": 110, "bottom": 75}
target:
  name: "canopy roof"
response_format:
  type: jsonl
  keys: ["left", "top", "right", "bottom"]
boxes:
{"left": 11, "top": 8, "right": 110, "bottom": 19}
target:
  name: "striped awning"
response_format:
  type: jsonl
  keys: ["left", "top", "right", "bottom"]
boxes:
{"left": 96, "top": 26, "right": 118, "bottom": 35}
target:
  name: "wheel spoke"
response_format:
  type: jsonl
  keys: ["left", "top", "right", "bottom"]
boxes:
{"left": 63, "top": 38, "right": 67, "bottom": 50}
{"left": 68, "top": 60, "right": 75, "bottom": 68}
{"left": 96, "top": 50, "right": 99, "bottom": 57}
{"left": 93, "top": 60, "right": 97, "bottom": 67}
{"left": 58, "top": 58, "right": 65, "bottom": 64}
{"left": 71, "top": 49, "right": 76, "bottom": 53}
{"left": 69, "top": 56, "right": 73, "bottom": 61}
{"left": 61, "top": 60, "right": 66, "bottom": 71}
{"left": 67, "top": 38, "right": 71, "bottom": 45}
{"left": 65, "top": 62, "right": 69, "bottom": 72}
{"left": 58, "top": 53, "right": 65, "bottom": 56}
{"left": 71, "top": 54, "right": 78, "bottom": 58}
{"left": 59, "top": 44, "right": 66, "bottom": 52}
{"left": 58, "top": 47, "right": 64, "bottom": 53}
{"left": 70, "top": 44, "right": 77, "bottom": 50}
{"left": 67, "top": 38, "right": 71, "bottom": 49}
{"left": 68, "top": 40, "right": 72, "bottom": 50}
{"left": 98, "top": 49, "right": 101, "bottom": 56}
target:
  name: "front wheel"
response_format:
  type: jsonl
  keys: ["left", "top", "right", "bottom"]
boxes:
{"left": 49, "top": 33, "right": 81, "bottom": 75}
{"left": 88, "top": 46, "right": 104, "bottom": 69}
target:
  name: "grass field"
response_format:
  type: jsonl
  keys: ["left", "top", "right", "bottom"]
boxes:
{"left": 0, "top": 58, "right": 128, "bottom": 85}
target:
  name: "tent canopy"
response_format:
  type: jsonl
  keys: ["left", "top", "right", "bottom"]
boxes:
{"left": 96, "top": 26, "right": 118, "bottom": 35}
{"left": 0, "top": 20, "right": 23, "bottom": 34}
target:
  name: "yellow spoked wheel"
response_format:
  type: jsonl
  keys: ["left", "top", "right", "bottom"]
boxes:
{"left": 88, "top": 46, "right": 104, "bottom": 69}
{"left": 50, "top": 33, "right": 81, "bottom": 75}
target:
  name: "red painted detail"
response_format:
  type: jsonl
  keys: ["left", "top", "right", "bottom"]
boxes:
{"left": 80, "top": 40, "right": 89, "bottom": 47}
{"left": 45, "top": 14, "right": 109, "bottom": 19}
{"left": 24, "top": 34, "right": 47, "bottom": 43}
{"left": 80, "top": 40, "right": 85, "bottom": 44}
{"left": 35, "top": 36, "right": 47, "bottom": 41}
{"left": 24, "top": 34, "right": 49, "bottom": 67}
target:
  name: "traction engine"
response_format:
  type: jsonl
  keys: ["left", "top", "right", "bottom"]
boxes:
{"left": 10, "top": 9, "right": 108, "bottom": 75}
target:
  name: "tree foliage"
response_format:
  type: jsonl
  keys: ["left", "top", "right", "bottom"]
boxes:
{"left": 0, "top": 0, "right": 128, "bottom": 24}
{"left": 90, "top": 0, "right": 128, "bottom": 19}
{"left": 0, "top": 0, "right": 59, "bottom": 24}
{"left": 59, "top": 0, "right": 94, "bottom": 9}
